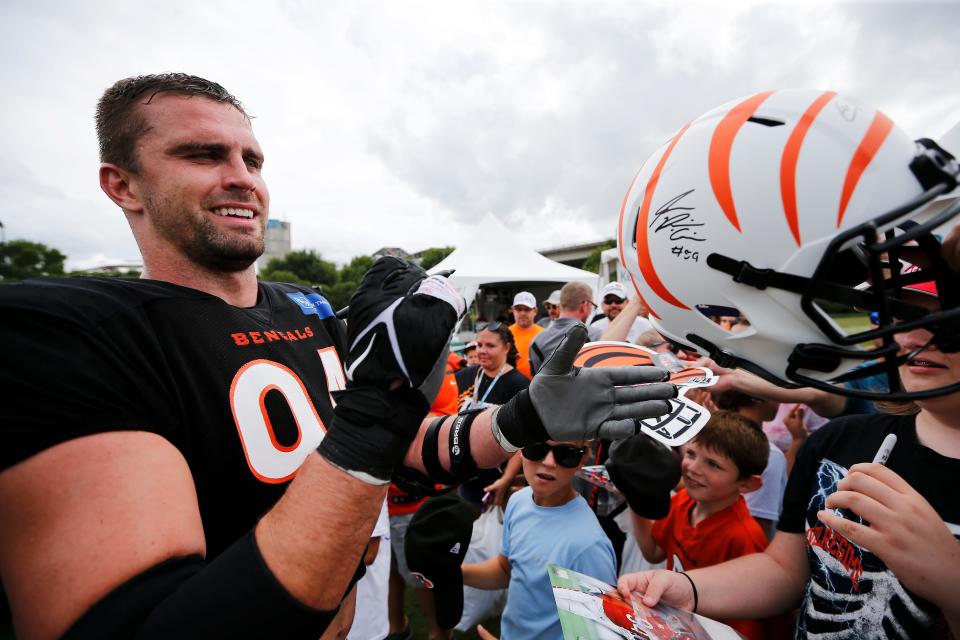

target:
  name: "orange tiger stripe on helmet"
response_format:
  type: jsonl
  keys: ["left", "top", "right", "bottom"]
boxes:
{"left": 618, "top": 161, "right": 662, "bottom": 320}
{"left": 837, "top": 110, "right": 894, "bottom": 227}
{"left": 574, "top": 342, "right": 655, "bottom": 369}
{"left": 635, "top": 123, "right": 693, "bottom": 310}
{"left": 708, "top": 91, "right": 775, "bottom": 233}
{"left": 780, "top": 90, "right": 836, "bottom": 246}
{"left": 573, "top": 342, "right": 704, "bottom": 384}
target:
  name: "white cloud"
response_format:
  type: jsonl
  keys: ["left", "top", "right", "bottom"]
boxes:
{"left": 0, "top": 0, "right": 957, "bottom": 269}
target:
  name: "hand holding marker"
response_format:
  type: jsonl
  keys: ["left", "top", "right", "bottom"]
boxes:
{"left": 838, "top": 433, "right": 897, "bottom": 523}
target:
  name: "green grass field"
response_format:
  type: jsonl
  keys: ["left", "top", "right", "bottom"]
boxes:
{"left": 833, "top": 313, "right": 871, "bottom": 336}
{"left": 405, "top": 585, "right": 502, "bottom": 639}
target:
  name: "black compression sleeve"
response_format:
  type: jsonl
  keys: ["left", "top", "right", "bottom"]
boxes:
{"left": 422, "top": 415, "right": 457, "bottom": 484}
{"left": 63, "top": 530, "right": 361, "bottom": 640}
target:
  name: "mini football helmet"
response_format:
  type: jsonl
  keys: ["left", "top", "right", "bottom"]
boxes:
{"left": 618, "top": 89, "right": 960, "bottom": 399}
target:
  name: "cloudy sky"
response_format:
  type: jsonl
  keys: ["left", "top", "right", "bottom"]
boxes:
{"left": 1, "top": 0, "right": 957, "bottom": 270}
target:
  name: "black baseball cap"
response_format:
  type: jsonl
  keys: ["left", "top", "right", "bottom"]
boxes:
{"left": 606, "top": 433, "right": 681, "bottom": 519}
{"left": 404, "top": 494, "right": 474, "bottom": 629}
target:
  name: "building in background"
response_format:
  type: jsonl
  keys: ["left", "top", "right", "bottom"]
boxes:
{"left": 539, "top": 239, "right": 610, "bottom": 269}
{"left": 257, "top": 219, "right": 292, "bottom": 271}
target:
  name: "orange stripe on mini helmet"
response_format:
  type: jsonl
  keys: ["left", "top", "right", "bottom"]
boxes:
{"left": 574, "top": 342, "right": 707, "bottom": 384}
{"left": 574, "top": 343, "right": 656, "bottom": 369}
{"left": 837, "top": 111, "right": 894, "bottom": 227}
{"left": 780, "top": 90, "right": 836, "bottom": 246}
{"left": 708, "top": 91, "right": 775, "bottom": 232}
{"left": 635, "top": 123, "right": 692, "bottom": 310}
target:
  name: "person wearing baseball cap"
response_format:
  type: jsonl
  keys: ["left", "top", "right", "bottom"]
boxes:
{"left": 508, "top": 291, "right": 543, "bottom": 379}
{"left": 404, "top": 494, "right": 475, "bottom": 631}
{"left": 588, "top": 282, "right": 653, "bottom": 343}
{"left": 463, "top": 341, "right": 479, "bottom": 366}
{"left": 537, "top": 290, "right": 562, "bottom": 328}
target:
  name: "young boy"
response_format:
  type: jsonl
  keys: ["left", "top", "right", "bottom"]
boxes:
{"left": 462, "top": 439, "right": 616, "bottom": 639}
{"left": 631, "top": 411, "right": 774, "bottom": 640}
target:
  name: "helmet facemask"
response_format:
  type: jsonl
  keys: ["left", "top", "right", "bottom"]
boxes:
{"left": 701, "top": 140, "right": 960, "bottom": 400}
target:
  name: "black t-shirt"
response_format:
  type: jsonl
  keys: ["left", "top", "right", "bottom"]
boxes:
{"left": 779, "top": 413, "right": 960, "bottom": 639}
{"left": 0, "top": 277, "right": 347, "bottom": 560}
{"left": 454, "top": 364, "right": 529, "bottom": 409}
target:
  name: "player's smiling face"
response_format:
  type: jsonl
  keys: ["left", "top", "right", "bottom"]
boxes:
{"left": 130, "top": 94, "right": 269, "bottom": 272}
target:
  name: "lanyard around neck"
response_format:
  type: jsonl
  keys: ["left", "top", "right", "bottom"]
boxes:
{"left": 473, "top": 365, "right": 506, "bottom": 405}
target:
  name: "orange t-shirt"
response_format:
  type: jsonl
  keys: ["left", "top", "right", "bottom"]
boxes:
{"left": 387, "top": 483, "right": 426, "bottom": 516}
{"left": 652, "top": 489, "right": 782, "bottom": 640}
{"left": 509, "top": 322, "right": 543, "bottom": 379}
{"left": 429, "top": 372, "right": 460, "bottom": 416}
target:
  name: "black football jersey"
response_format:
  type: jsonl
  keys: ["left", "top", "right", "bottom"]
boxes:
{"left": 0, "top": 277, "right": 348, "bottom": 559}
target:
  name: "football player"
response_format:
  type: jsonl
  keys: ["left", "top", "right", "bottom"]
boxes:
{"left": 0, "top": 73, "right": 676, "bottom": 639}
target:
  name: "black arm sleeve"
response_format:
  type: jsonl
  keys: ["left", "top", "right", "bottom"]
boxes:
{"left": 63, "top": 530, "right": 362, "bottom": 640}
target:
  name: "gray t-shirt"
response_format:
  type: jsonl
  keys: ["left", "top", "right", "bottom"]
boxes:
{"left": 529, "top": 317, "right": 582, "bottom": 375}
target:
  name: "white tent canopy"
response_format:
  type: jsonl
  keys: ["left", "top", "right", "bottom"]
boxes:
{"left": 428, "top": 213, "right": 601, "bottom": 310}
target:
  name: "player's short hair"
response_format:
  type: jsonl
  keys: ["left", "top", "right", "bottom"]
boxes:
{"left": 693, "top": 410, "right": 768, "bottom": 478}
{"left": 559, "top": 282, "right": 593, "bottom": 310}
{"left": 96, "top": 73, "right": 249, "bottom": 173}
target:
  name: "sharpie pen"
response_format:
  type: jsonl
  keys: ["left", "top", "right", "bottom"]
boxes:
{"left": 871, "top": 433, "right": 897, "bottom": 465}
{"left": 837, "top": 433, "right": 897, "bottom": 522}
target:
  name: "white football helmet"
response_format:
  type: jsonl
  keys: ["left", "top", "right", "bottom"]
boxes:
{"left": 617, "top": 89, "right": 960, "bottom": 399}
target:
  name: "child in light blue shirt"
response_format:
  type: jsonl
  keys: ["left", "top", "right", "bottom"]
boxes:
{"left": 462, "top": 440, "right": 616, "bottom": 639}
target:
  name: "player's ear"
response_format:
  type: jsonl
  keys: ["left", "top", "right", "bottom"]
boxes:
{"left": 738, "top": 474, "right": 763, "bottom": 494}
{"left": 100, "top": 163, "right": 144, "bottom": 213}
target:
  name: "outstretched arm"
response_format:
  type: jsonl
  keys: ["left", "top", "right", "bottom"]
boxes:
{"left": 618, "top": 531, "right": 808, "bottom": 620}
{"left": 600, "top": 297, "right": 643, "bottom": 342}
{"left": 698, "top": 358, "right": 846, "bottom": 418}
{"left": 401, "top": 322, "right": 677, "bottom": 481}
{"left": 462, "top": 555, "right": 512, "bottom": 590}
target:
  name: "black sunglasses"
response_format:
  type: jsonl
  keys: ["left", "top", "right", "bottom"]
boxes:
{"left": 476, "top": 321, "right": 504, "bottom": 331}
{"left": 521, "top": 443, "right": 587, "bottom": 468}
{"left": 603, "top": 295, "right": 626, "bottom": 305}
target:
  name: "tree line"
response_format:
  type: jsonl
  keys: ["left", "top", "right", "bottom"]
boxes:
{"left": 0, "top": 240, "right": 456, "bottom": 311}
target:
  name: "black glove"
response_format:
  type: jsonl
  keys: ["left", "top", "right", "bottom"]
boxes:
{"left": 606, "top": 434, "right": 680, "bottom": 519}
{"left": 491, "top": 323, "right": 676, "bottom": 449}
{"left": 318, "top": 257, "right": 464, "bottom": 483}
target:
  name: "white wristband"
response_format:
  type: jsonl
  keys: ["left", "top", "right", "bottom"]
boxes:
{"left": 490, "top": 406, "right": 520, "bottom": 453}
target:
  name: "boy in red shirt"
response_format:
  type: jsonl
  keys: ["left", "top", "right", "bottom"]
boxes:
{"left": 631, "top": 411, "right": 777, "bottom": 639}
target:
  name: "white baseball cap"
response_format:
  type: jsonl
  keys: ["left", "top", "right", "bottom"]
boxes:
{"left": 512, "top": 291, "right": 536, "bottom": 309}
{"left": 545, "top": 290, "right": 562, "bottom": 306}
{"left": 601, "top": 282, "right": 629, "bottom": 301}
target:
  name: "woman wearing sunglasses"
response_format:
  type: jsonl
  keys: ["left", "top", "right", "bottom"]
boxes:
{"left": 462, "top": 439, "right": 617, "bottom": 639}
